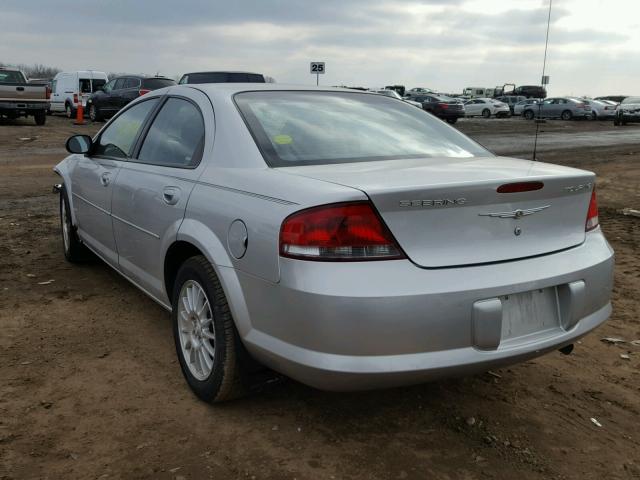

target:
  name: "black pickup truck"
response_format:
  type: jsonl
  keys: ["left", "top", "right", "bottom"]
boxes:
{"left": 0, "top": 67, "right": 50, "bottom": 125}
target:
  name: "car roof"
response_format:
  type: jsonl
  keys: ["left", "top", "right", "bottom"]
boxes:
{"left": 182, "top": 71, "right": 263, "bottom": 75}
{"left": 114, "top": 74, "right": 174, "bottom": 80}
{"left": 181, "top": 83, "right": 370, "bottom": 97}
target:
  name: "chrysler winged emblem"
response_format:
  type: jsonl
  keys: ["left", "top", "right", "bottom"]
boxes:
{"left": 478, "top": 205, "right": 550, "bottom": 218}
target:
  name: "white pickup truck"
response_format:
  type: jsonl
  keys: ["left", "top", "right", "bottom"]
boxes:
{"left": 0, "top": 67, "right": 50, "bottom": 125}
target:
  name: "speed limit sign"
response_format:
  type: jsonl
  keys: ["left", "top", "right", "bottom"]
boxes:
{"left": 310, "top": 62, "right": 325, "bottom": 74}
{"left": 310, "top": 62, "right": 325, "bottom": 85}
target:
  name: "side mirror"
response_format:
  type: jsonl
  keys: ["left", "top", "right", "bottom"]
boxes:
{"left": 66, "top": 135, "right": 92, "bottom": 154}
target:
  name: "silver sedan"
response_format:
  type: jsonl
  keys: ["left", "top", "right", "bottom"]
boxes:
{"left": 55, "top": 84, "right": 614, "bottom": 402}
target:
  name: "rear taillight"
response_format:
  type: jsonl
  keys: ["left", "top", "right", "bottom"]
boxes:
{"left": 585, "top": 188, "right": 599, "bottom": 231}
{"left": 438, "top": 103, "right": 449, "bottom": 109}
{"left": 45, "top": 86, "right": 51, "bottom": 99}
{"left": 73, "top": 93, "right": 78, "bottom": 104}
{"left": 280, "top": 201, "right": 405, "bottom": 261}
{"left": 139, "top": 89, "right": 151, "bottom": 96}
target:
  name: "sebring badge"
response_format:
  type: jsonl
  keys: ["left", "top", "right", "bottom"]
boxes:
{"left": 478, "top": 205, "right": 550, "bottom": 218}
{"left": 399, "top": 198, "right": 467, "bottom": 207}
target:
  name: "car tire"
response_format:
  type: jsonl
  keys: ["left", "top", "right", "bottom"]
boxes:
{"left": 482, "top": 108, "right": 491, "bottom": 118}
{"left": 65, "top": 102, "right": 74, "bottom": 119}
{"left": 446, "top": 118, "right": 458, "bottom": 124}
{"left": 172, "top": 255, "right": 247, "bottom": 403}
{"left": 590, "top": 112, "right": 597, "bottom": 120}
{"left": 34, "top": 111, "right": 46, "bottom": 126}
{"left": 89, "top": 104, "right": 103, "bottom": 122}
{"left": 60, "top": 186, "right": 89, "bottom": 263}
{"left": 524, "top": 109, "right": 535, "bottom": 120}
{"left": 561, "top": 110, "right": 573, "bottom": 120}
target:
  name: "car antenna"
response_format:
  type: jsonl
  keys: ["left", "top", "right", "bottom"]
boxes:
{"left": 532, "top": 0, "right": 553, "bottom": 162}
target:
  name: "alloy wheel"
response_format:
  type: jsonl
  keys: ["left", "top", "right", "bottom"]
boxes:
{"left": 61, "top": 199, "right": 70, "bottom": 253}
{"left": 177, "top": 280, "right": 215, "bottom": 381}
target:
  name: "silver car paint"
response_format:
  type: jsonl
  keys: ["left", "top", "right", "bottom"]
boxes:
{"left": 55, "top": 84, "right": 614, "bottom": 391}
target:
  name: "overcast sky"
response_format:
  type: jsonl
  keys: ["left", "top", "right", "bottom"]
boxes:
{"left": 1, "top": 0, "right": 638, "bottom": 96}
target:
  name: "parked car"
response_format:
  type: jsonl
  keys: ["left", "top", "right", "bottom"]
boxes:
{"left": 513, "top": 98, "right": 541, "bottom": 116}
{"left": 522, "top": 97, "right": 591, "bottom": 120}
{"left": 595, "top": 95, "right": 627, "bottom": 104}
{"left": 513, "top": 85, "right": 547, "bottom": 99}
{"left": 55, "top": 85, "right": 613, "bottom": 402}
{"left": 613, "top": 96, "right": 640, "bottom": 126}
{"left": 49, "top": 71, "right": 108, "bottom": 118}
{"left": 371, "top": 89, "right": 422, "bottom": 108}
{"left": 178, "top": 71, "right": 270, "bottom": 84}
{"left": 0, "top": 67, "right": 49, "bottom": 125}
{"left": 463, "top": 87, "right": 492, "bottom": 98}
{"left": 464, "top": 98, "right": 510, "bottom": 118}
{"left": 578, "top": 99, "right": 616, "bottom": 120}
{"left": 496, "top": 95, "right": 527, "bottom": 114}
{"left": 420, "top": 94, "right": 466, "bottom": 123}
{"left": 86, "top": 75, "right": 176, "bottom": 121}
{"left": 385, "top": 85, "right": 406, "bottom": 96}
{"left": 404, "top": 87, "right": 435, "bottom": 99}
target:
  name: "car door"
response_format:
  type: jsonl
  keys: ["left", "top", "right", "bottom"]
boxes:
{"left": 94, "top": 79, "right": 115, "bottom": 112}
{"left": 50, "top": 78, "right": 62, "bottom": 112}
{"left": 120, "top": 77, "right": 140, "bottom": 108}
{"left": 70, "top": 98, "right": 160, "bottom": 267}
{"left": 465, "top": 99, "right": 480, "bottom": 116}
{"left": 108, "top": 78, "right": 126, "bottom": 111}
{"left": 539, "top": 98, "right": 554, "bottom": 117}
{"left": 110, "top": 88, "right": 212, "bottom": 304}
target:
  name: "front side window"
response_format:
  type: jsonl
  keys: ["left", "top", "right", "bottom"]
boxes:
{"left": 235, "top": 91, "right": 491, "bottom": 167}
{"left": 113, "top": 78, "right": 125, "bottom": 90}
{"left": 137, "top": 98, "right": 204, "bottom": 168}
{"left": 94, "top": 99, "right": 158, "bottom": 158}
{"left": 103, "top": 79, "right": 115, "bottom": 93}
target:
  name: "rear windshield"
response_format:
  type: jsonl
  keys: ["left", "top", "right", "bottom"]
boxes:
{"left": 0, "top": 70, "right": 25, "bottom": 83}
{"left": 622, "top": 96, "right": 640, "bottom": 104}
{"left": 142, "top": 78, "right": 176, "bottom": 89}
{"left": 235, "top": 91, "right": 492, "bottom": 167}
{"left": 92, "top": 79, "right": 106, "bottom": 90}
{"left": 182, "top": 72, "right": 265, "bottom": 84}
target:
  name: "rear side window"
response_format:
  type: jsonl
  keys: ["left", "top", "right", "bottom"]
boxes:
{"left": 94, "top": 99, "right": 158, "bottom": 158}
{"left": 0, "top": 70, "right": 25, "bottom": 83}
{"left": 181, "top": 72, "right": 265, "bottom": 84}
{"left": 136, "top": 98, "right": 204, "bottom": 168}
{"left": 236, "top": 91, "right": 491, "bottom": 167}
{"left": 142, "top": 78, "right": 176, "bottom": 89}
{"left": 124, "top": 78, "right": 140, "bottom": 89}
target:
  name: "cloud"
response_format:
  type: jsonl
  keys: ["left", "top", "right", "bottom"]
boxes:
{"left": 0, "top": 0, "right": 637, "bottom": 96}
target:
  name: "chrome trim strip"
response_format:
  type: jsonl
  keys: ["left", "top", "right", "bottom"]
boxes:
{"left": 73, "top": 192, "right": 160, "bottom": 239}
{"left": 196, "top": 181, "right": 298, "bottom": 205}
{"left": 72, "top": 192, "right": 110, "bottom": 215}
{"left": 112, "top": 214, "right": 160, "bottom": 239}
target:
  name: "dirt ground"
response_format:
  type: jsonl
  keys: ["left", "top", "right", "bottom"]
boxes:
{"left": 0, "top": 115, "right": 639, "bottom": 480}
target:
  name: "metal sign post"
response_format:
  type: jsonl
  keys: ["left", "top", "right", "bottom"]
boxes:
{"left": 310, "top": 62, "right": 325, "bottom": 86}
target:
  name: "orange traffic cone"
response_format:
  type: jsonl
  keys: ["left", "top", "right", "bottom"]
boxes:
{"left": 74, "top": 102, "right": 84, "bottom": 125}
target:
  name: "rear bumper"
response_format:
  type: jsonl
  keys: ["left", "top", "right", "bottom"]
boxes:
{"left": 234, "top": 229, "right": 614, "bottom": 391}
{"left": 0, "top": 102, "right": 48, "bottom": 113}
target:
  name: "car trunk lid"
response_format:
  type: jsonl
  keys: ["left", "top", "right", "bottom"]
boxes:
{"left": 279, "top": 156, "right": 595, "bottom": 268}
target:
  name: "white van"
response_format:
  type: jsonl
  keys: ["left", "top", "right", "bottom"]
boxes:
{"left": 49, "top": 71, "right": 108, "bottom": 117}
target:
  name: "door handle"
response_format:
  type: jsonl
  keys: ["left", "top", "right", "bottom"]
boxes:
{"left": 16, "top": 86, "right": 24, "bottom": 91}
{"left": 100, "top": 172, "right": 111, "bottom": 186}
{"left": 162, "top": 187, "right": 180, "bottom": 205}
